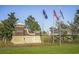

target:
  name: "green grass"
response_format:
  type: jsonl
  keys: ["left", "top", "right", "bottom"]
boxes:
{"left": 0, "top": 43, "right": 79, "bottom": 54}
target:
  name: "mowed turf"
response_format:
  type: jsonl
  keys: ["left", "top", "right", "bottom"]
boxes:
{"left": 0, "top": 44, "right": 79, "bottom": 54}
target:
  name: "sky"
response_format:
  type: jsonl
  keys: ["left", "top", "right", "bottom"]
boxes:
{"left": 0, "top": 5, "right": 79, "bottom": 31}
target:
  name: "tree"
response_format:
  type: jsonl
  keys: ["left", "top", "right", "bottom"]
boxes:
{"left": 1, "top": 12, "right": 18, "bottom": 43}
{"left": 60, "top": 21, "right": 70, "bottom": 43}
{"left": 73, "top": 9, "right": 79, "bottom": 34}
{"left": 49, "top": 26, "right": 57, "bottom": 44}
{"left": 68, "top": 9, "right": 79, "bottom": 40}
{"left": 56, "top": 21, "right": 69, "bottom": 45}
{"left": 25, "top": 15, "right": 41, "bottom": 32}
{"left": 0, "top": 22, "right": 4, "bottom": 40}
{"left": 60, "top": 21, "right": 68, "bottom": 35}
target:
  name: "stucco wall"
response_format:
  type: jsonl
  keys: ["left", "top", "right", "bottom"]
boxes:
{"left": 11, "top": 36, "right": 41, "bottom": 44}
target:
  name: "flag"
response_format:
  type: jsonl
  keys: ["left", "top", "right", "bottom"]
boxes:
{"left": 60, "top": 10, "right": 64, "bottom": 19}
{"left": 43, "top": 9, "right": 48, "bottom": 19}
{"left": 53, "top": 10, "right": 59, "bottom": 20}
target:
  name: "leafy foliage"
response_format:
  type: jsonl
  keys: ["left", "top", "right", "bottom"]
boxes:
{"left": 0, "top": 23, "right": 4, "bottom": 40}
{"left": 25, "top": 15, "right": 41, "bottom": 32}
{"left": 68, "top": 9, "right": 79, "bottom": 40}
{"left": 0, "top": 12, "right": 18, "bottom": 42}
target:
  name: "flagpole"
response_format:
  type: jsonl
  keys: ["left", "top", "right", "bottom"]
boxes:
{"left": 42, "top": 15, "right": 44, "bottom": 36}
{"left": 42, "top": 14, "right": 44, "bottom": 33}
{"left": 42, "top": 10, "right": 44, "bottom": 35}
{"left": 43, "top": 14, "right": 45, "bottom": 35}
{"left": 42, "top": 9, "right": 47, "bottom": 35}
{"left": 59, "top": 20, "right": 62, "bottom": 46}
{"left": 53, "top": 15, "right": 55, "bottom": 44}
{"left": 59, "top": 10, "right": 64, "bottom": 46}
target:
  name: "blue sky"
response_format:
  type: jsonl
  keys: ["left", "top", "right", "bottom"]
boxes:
{"left": 0, "top": 5, "right": 79, "bottom": 31}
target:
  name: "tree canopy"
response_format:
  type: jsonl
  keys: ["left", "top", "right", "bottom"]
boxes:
{"left": 25, "top": 15, "right": 41, "bottom": 32}
{"left": 0, "top": 12, "right": 18, "bottom": 43}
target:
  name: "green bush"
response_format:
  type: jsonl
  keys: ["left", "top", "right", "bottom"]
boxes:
{"left": 0, "top": 40, "right": 5, "bottom": 48}
{"left": 72, "top": 35, "right": 79, "bottom": 43}
{"left": 0, "top": 40, "right": 13, "bottom": 48}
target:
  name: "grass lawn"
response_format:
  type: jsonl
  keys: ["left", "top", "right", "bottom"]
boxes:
{"left": 0, "top": 43, "right": 79, "bottom": 54}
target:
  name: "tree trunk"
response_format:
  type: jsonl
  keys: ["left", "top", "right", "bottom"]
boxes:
{"left": 59, "top": 37, "right": 62, "bottom": 46}
{"left": 52, "top": 35, "right": 54, "bottom": 44}
{"left": 3, "top": 37, "right": 6, "bottom": 44}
